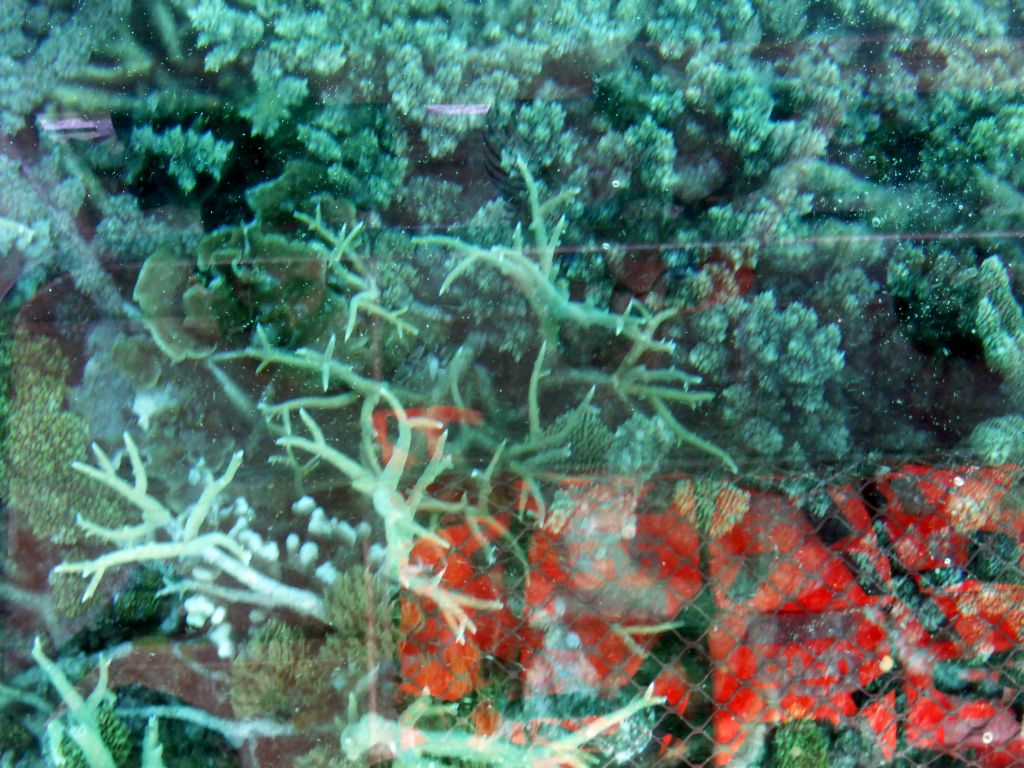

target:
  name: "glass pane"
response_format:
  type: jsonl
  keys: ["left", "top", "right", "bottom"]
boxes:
{"left": 2, "top": 1, "right": 1023, "bottom": 766}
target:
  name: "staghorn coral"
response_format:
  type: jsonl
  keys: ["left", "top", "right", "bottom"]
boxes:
{"left": 31, "top": 638, "right": 165, "bottom": 768}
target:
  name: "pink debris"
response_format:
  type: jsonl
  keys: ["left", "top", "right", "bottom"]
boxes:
{"left": 38, "top": 114, "right": 116, "bottom": 141}
{"left": 426, "top": 103, "right": 491, "bottom": 116}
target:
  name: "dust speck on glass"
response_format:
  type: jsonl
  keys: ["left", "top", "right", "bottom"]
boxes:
{"left": 2, "top": 2, "right": 1024, "bottom": 767}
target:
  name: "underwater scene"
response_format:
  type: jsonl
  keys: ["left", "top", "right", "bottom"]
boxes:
{"left": 5, "top": 0, "right": 1024, "bottom": 766}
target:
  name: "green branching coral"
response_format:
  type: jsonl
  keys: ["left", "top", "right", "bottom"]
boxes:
{"left": 421, "top": 161, "right": 626, "bottom": 348}
{"left": 8, "top": 5, "right": 1024, "bottom": 768}
{"left": 294, "top": 206, "right": 420, "bottom": 345}
{"left": 31, "top": 639, "right": 167, "bottom": 768}
{"left": 977, "top": 256, "right": 1024, "bottom": 408}
{"left": 0, "top": 0, "right": 130, "bottom": 135}
{"left": 967, "top": 415, "right": 1024, "bottom": 465}
{"left": 687, "top": 292, "right": 847, "bottom": 464}
{"left": 420, "top": 162, "right": 734, "bottom": 469}
{"left": 481, "top": 98, "right": 585, "bottom": 206}
{"left": 183, "top": 0, "right": 266, "bottom": 75}
{"left": 888, "top": 245, "right": 981, "bottom": 355}
{"left": 297, "top": 103, "right": 410, "bottom": 211}
{"left": 0, "top": 147, "right": 131, "bottom": 315}
{"left": 127, "top": 124, "right": 235, "bottom": 195}
{"left": 92, "top": 192, "right": 203, "bottom": 266}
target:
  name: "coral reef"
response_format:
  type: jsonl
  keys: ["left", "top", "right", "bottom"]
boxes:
{"left": 2, "top": 0, "right": 1024, "bottom": 766}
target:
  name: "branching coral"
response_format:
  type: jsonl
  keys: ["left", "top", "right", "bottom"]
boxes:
{"left": 420, "top": 160, "right": 676, "bottom": 354}
{"left": 341, "top": 685, "right": 665, "bottom": 767}
{"left": 8, "top": 4, "right": 1024, "bottom": 768}
{"left": 277, "top": 392, "right": 502, "bottom": 639}
{"left": 55, "top": 432, "right": 325, "bottom": 621}
{"left": 420, "top": 161, "right": 734, "bottom": 470}
{"left": 54, "top": 348, "right": 495, "bottom": 649}
{"left": 687, "top": 291, "right": 847, "bottom": 464}
{"left": 977, "top": 256, "right": 1024, "bottom": 408}
{"left": 31, "top": 638, "right": 166, "bottom": 768}
{"left": 0, "top": 0, "right": 131, "bottom": 136}
{"left": 0, "top": 144, "right": 136, "bottom": 316}
{"left": 126, "top": 124, "right": 234, "bottom": 195}
{"left": 294, "top": 205, "right": 418, "bottom": 342}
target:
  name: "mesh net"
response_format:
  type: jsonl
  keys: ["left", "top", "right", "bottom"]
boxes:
{"left": 396, "top": 462, "right": 1024, "bottom": 767}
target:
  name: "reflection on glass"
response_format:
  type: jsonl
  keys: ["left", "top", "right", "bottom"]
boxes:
{"left": 2, "top": 2, "right": 1024, "bottom": 766}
